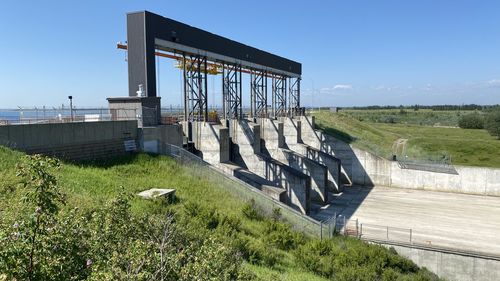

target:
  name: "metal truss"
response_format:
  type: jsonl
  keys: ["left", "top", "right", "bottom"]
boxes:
{"left": 250, "top": 70, "right": 267, "bottom": 119}
{"left": 288, "top": 77, "right": 301, "bottom": 116}
{"left": 183, "top": 54, "right": 208, "bottom": 121}
{"left": 222, "top": 63, "right": 242, "bottom": 120}
{"left": 272, "top": 75, "right": 287, "bottom": 118}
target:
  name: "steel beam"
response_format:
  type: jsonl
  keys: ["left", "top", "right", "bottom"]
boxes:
{"left": 288, "top": 77, "right": 301, "bottom": 116}
{"left": 250, "top": 70, "right": 268, "bottom": 119}
{"left": 222, "top": 63, "right": 242, "bottom": 120}
{"left": 183, "top": 54, "right": 208, "bottom": 121}
{"left": 272, "top": 76, "right": 287, "bottom": 118}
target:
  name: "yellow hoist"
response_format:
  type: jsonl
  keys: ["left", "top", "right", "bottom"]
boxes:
{"left": 174, "top": 60, "right": 222, "bottom": 75}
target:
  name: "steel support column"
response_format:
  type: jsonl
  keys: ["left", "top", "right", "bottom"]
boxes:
{"left": 183, "top": 54, "right": 208, "bottom": 121}
{"left": 250, "top": 70, "right": 267, "bottom": 119}
{"left": 222, "top": 63, "right": 242, "bottom": 120}
{"left": 288, "top": 77, "right": 301, "bottom": 116}
{"left": 272, "top": 75, "right": 287, "bottom": 118}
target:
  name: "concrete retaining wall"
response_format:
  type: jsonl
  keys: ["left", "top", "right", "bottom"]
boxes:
{"left": 326, "top": 135, "right": 500, "bottom": 196}
{"left": 301, "top": 115, "right": 500, "bottom": 196}
{"left": 380, "top": 243, "right": 500, "bottom": 281}
{"left": 141, "top": 124, "right": 183, "bottom": 154}
{"left": 0, "top": 121, "right": 138, "bottom": 160}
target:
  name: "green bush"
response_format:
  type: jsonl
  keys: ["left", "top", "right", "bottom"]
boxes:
{"left": 263, "top": 220, "right": 304, "bottom": 250}
{"left": 241, "top": 199, "right": 263, "bottom": 220}
{"left": 458, "top": 113, "right": 484, "bottom": 129}
{"left": 293, "top": 237, "right": 438, "bottom": 280}
{"left": 236, "top": 237, "right": 280, "bottom": 267}
{"left": 485, "top": 109, "right": 500, "bottom": 139}
{"left": 0, "top": 155, "right": 246, "bottom": 280}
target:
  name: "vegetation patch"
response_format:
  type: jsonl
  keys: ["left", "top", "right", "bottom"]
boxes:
{"left": 0, "top": 148, "right": 442, "bottom": 280}
{"left": 314, "top": 110, "right": 500, "bottom": 167}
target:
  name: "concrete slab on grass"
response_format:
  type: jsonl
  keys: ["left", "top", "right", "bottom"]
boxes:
{"left": 137, "top": 188, "right": 176, "bottom": 200}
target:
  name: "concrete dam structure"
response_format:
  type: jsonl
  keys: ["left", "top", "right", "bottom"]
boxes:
{"left": 183, "top": 117, "right": 343, "bottom": 215}
{"left": 2, "top": 10, "right": 500, "bottom": 281}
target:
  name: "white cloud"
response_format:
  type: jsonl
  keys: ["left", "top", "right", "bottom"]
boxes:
{"left": 333, "top": 84, "right": 353, "bottom": 90}
{"left": 372, "top": 85, "right": 400, "bottom": 91}
{"left": 317, "top": 85, "right": 353, "bottom": 96}
{"left": 488, "top": 79, "right": 500, "bottom": 87}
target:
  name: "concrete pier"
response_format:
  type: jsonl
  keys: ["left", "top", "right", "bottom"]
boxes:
{"left": 282, "top": 117, "right": 345, "bottom": 192}
{"left": 228, "top": 119, "right": 311, "bottom": 214}
{"left": 258, "top": 118, "right": 330, "bottom": 202}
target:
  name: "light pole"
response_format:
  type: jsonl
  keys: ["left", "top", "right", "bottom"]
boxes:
{"left": 68, "top": 96, "right": 73, "bottom": 122}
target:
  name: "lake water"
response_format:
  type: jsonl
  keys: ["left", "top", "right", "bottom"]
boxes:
{"left": 0, "top": 109, "right": 74, "bottom": 122}
{"left": 0, "top": 111, "right": 19, "bottom": 121}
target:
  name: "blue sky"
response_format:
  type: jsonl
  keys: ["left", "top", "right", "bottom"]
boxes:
{"left": 0, "top": 0, "right": 499, "bottom": 108}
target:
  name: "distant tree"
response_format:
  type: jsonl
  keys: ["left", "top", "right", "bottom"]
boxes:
{"left": 485, "top": 109, "right": 500, "bottom": 139}
{"left": 458, "top": 113, "right": 484, "bottom": 129}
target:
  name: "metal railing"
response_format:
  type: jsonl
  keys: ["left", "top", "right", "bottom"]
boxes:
{"left": 322, "top": 215, "right": 414, "bottom": 244}
{"left": 318, "top": 214, "right": 500, "bottom": 260}
{"left": 0, "top": 107, "right": 140, "bottom": 125}
{"left": 1, "top": 105, "right": 308, "bottom": 126}
{"left": 397, "top": 155, "right": 458, "bottom": 174}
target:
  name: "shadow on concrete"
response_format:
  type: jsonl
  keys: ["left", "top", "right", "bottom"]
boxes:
{"left": 230, "top": 143, "right": 248, "bottom": 169}
{"left": 308, "top": 119, "right": 376, "bottom": 223}
{"left": 259, "top": 139, "right": 272, "bottom": 157}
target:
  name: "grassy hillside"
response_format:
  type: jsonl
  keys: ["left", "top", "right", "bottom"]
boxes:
{"left": 0, "top": 146, "right": 440, "bottom": 280}
{"left": 340, "top": 108, "right": 472, "bottom": 127}
{"left": 314, "top": 110, "right": 500, "bottom": 168}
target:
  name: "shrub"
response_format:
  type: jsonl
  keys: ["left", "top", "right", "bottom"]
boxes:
{"left": 485, "top": 109, "right": 500, "bottom": 139}
{"left": 241, "top": 199, "right": 263, "bottom": 220}
{"left": 263, "top": 220, "right": 304, "bottom": 250}
{"left": 381, "top": 116, "right": 399, "bottom": 124}
{"left": 293, "top": 237, "right": 433, "bottom": 280}
{"left": 458, "top": 113, "right": 484, "bottom": 129}
{"left": 177, "top": 236, "right": 241, "bottom": 281}
{"left": 238, "top": 238, "right": 280, "bottom": 267}
{"left": 0, "top": 155, "right": 246, "bottom": 280}
{"left": 271, "top": 207, "right": 282, "bottom": 221}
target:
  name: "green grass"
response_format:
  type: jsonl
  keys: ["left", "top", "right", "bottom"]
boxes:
{"left": 314, "top": 110, "right": 500, "bottom": 167}
{"left": 0, "top": 147, "right": 326, "bottom": 281}
{"left": 340, "top": 108, "right": 474, "bottom": 127}
{"left": 0, "top": 146, "right": 443, "bottom": 280}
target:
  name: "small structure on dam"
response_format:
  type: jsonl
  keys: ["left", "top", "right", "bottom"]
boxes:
{"left": 108, "top": 11, "right": 344, "bottom": 215}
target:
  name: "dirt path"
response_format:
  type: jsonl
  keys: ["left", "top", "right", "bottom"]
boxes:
{"left": 392, "top": 138, "right": 408, "bottom": 155}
